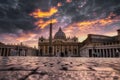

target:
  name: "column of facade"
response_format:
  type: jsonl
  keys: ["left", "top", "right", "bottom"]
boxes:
{"left": 118, "top": 48, "right": 120, "bottom": 57}
{"left": 62, "top": 46, "right": 64, "bottom": 54}
{"left": 4, "top": 48, "right": 6, "bottom": 56}
{"left": 45, "top": 46, "right": 47, "bottom": 55}
{"left": 103, "top": 49, "right": 105, "bottom": 57}
{"left": 0, "top": 48, "right": 1, "bottom": 56}
{"left": 71, "top": 46, "right": 73, "bottom": 56}
{"left": 105, "top": 49, "right": 107, "bottom": 57}
{"left": 25, "top": 49, "right": 27, "bottom": 56}
{"left": 2, "top": 47, "right": 4, "bottom": 56}
{"left": 44, "top": 46, "right": 46, "bottom": 55}
{"left": 19, "top": 49, "right": 21, "bottom": 56}
{"left": 113, "top": 48, "right": 116, "bottom": 57}
{"left": 52, "top": 46, "right": 54, "bottom": 56}
{"left": 17, "top": 47, "right": 19, "bottom": 56}
{"left": 110, "top": 48, "right": 112, "bottom": 57}
{"left": 63, "top": 46, "right": 65, "bottom": 54}
{"left": 56, "top": 45, "right": 57, "bottom": 56}
{"left": 43, "top": 46, "right": 45, "bottom": 56}
{"left": 45, "top": 46, "right": 47, "bottom": 56}
{"left": 44, "top": 45, "right": 46, "bottom": 55}
{"left": 1, "top": 48, "right": 3, "bottom": 56}
{"left": 111, "top": 48, "right": 114, "bottom": 57}
{"left": 54, "top": 46, "right": 56, "bottom": 56}
{"left": 47, "top": 46, "right": 48, "bottom": 55}
{"left": 99, "top": 49, "right": 102, "bottom": 57}
{"left": 3, "top": 48, "right": 6, "bottom": 56}
{"left": 91, "top": 49, "right": 93, "bottom": 57}
{"left": 102, "top": 49, "right": 105, "bottom": 57}
{"left": 68, "top": 46, "right": 70, "bottom": 57}
{"left": 88, "top": 49, "right": 91, "bottom": 57}
{"left": 109, "top": 49, "right": 111, "bottom": 58}
{"left": 98, "top": 49, "right": 101, "bottom": 57}
{"left": 74, "top": 46, "right": 76, "bottom": 56}
{"left": 6, "top": 48, "right": 8, "bottom": 56}
{"left": 8, "top": 48, "right": 10, "bottom": 56}
{"left": 106, "top": 49, "right": 109, "bottom": 57}
{"left": 57, "top": 45, "right": 59, "bottom": 56}
{"left": 101, "top": 49, "right": 103, "bottom": 57}
{"left": 115, "top": 48, "right": 119, "bottom": 57}
{"left": 107, "top": 49, "right": 110, "bottom": 57}
{"left": 101, "top": 49, "right": 104, "bottom": 57}
{"left": 95, "top": 49, "right": 97, "bottom": 57}
{"left": 3, "top": 48, "right": 5, "bottom": 56}
{"left": 76, "top": 46, "right": 78, "bottom": 56}
{"left": 39, "top": 46, "right": 40, "bottom": 56}
{"left": 56, "top": 46, "right": 58, "bottom": 56}
{"left": 24, "top": 49, "right": 25, "bottom": 56}
{"left": 94, "top": 48, "right": 97, "bottom": 57}
{"left": 69, "top": 46, "right": 71, "bottom": 56}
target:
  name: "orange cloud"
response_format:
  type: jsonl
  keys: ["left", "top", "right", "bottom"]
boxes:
{"left": 74, "top": 13, "right": 119, "bottom": 30}
{"left": 66, "top": 0, "right": 72, "bottom": 3}
{"left": 35, "top": 19, "right": 58, "bottom": 29}
{"left": 76, "top": 19, "right": 117, "bottom": 29}
{"left": 30, "top": 7, "right": 58, "bottom": 18}
{"left": 57, "top": 2, "right": 62, "bottom": 7}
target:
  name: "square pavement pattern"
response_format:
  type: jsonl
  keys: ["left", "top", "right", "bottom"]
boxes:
{"left": 0, "top": 57, "right": 120, "bottom": 80}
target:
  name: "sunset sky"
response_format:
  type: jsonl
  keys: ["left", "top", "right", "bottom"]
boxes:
{"left": 0, "top": 0, "right": 120, "bottom": 47}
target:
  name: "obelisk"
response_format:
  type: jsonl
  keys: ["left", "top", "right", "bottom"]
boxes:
{"left": 49, "top": 22, "right": 52, "bottom": 56}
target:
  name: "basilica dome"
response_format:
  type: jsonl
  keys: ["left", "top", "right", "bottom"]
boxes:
{"left": 54, "top": 27, "right": 66, "bottom": 40}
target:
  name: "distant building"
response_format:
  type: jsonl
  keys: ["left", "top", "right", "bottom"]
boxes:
{"left": 0, "top": 43, "right": 37, "bottom": 56}
{"left": 80, "top": 29, "right": 120, "bottom": 57}
{"left": 38, "top": 27, "right": 80, "bottom": 57}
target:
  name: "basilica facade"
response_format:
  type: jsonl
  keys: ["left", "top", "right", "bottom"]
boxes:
{"left": 38, "top": 28, "right": 80, "bottom": 57}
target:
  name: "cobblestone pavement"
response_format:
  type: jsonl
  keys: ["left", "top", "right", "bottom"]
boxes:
{"left": 0, "top": 57, "right": 120, "bottom": 80}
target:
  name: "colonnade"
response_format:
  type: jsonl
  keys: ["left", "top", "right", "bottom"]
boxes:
{"left": 89, "top": 48, "right": 120, "bottom": 57}
{"left": 0, "top": 47, "right": 37, "bottom": 56}
{"left": 0, "top": 48, "right": 11, "bottom": 56}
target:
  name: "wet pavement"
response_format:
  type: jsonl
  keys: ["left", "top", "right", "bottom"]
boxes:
{"left": 0, "top": 57, "right": 120, "bottom": 80}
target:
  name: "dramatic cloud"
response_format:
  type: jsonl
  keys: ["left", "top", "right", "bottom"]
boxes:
{"left": 30, "top": 7, "right": 58, "bottom": 18}
{"left": 35, "top": 19, "right": 57, "bottom": 29}
{"left": 0, "top": 0, "right": 120, "bottom": 47}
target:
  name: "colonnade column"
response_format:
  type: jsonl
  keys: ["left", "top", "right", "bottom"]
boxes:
{"left": 0, "top": 48, "right": 1, "bottom": 56}
{"left": 43, "top": 46, "right": 45, "bottom": 56}
{"left": 112, "top": 48, "right": 115, "bottom": 57}
{"left": 52, "top": 46, "right": 54, "bottom": 56}
{"left": 3, "top": 48, "right": 6, "bottom": 56}
{"left": 91, "top": 49, "right": 94, "bottom": 57}
{"left": 109, "top": 49, "right": 111, "bottom": 58}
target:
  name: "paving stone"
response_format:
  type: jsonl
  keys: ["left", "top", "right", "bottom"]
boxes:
{"left": 0, "top": 57, "right": 120, "bottom": 80}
